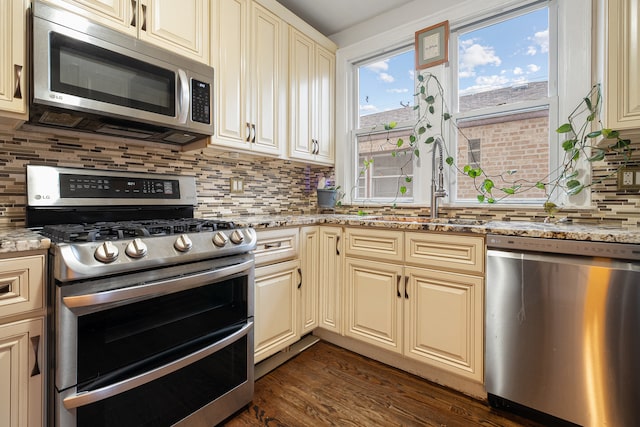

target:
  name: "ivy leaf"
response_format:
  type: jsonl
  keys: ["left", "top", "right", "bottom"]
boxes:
{"left": 426, "top": 123, "right": 433, "bottom": 129}
{"left": 487, "top": 198, "right": 496, "bottom": 204}
{"left": 566, "top": 179, "right": 581, "bottom": 189}
{"left": 562, "top": 139, "right": 578, "bottom": 151}
{"left": 584, "top": 96, "right": 593, "bottom": 110}
{"left": 501, "top": 187, "right": 515, "bottom": 195}
{"left": 400, "top": 186, "right": 407, "bottom": 195}
{"left": 587, "top": 130, "right": 602, "bottom": 138}
{"left": 446, "top": 156, "right": 454, "bottom": 166}
{"left": 396, "top": 138, "right": 404, "bottom": 147}
{"left": 405, "top": 177, "right": 412, "bottom": 183}
{"left": 556, "top": 123, "right": 573, "bottom": 133}
{"left": 418, "top": 126, "right": 426, "bottom": 135}
{"left": 409, "top": 134, "right": 416, "bottom": 143}
{"left": 428, "top": 105, "right": 435, "bottom": 114}
{"left": 588, "top": 149, "right": 606, "bottom": 162}
{"left": 425, "top": 136, "right": 435, "bottom": 144}
{"left": 391, "top": 151, "right": 396, "bottom": 157}
{"left": 535, "top": 182, "right": 546, "bottom": 190}
{"left": 506, "top": 169, "right": 518, "bottom": 175}
{"left": 426, "top": 95, "right": 435, "bottom": 104}
{"left": 443, "top": 113, "right": 451, "bottom": 120}
{"left": 482, "top": 179, "right": 495, "bottom": 192}
{"left": 587, "top": 112, "right": 596, "bottom": 122}
{"left": 563, "top": 170, "right": 579, "bottom": 180}
{"left": 414, "top": 149, "right": 420, "bottom": 158}
{"left": 567, "top": 184, "right": 584, "bottom": 196}
{"left": 417, "top": 74, "right": 424, "bottom": 82}
{"left": 463, "top": 165, "right": 471, "bottom": 173}
{"left": 477, "top": 195, "right": 485, "bottom": 203}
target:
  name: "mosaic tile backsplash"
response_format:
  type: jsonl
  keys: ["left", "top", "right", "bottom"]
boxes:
{"left": 1, "top": 126, "right": 638, "bottom": 229}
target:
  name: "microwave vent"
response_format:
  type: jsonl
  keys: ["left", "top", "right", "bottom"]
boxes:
{"left": 163, "top": 132, "right": 199, "bottom": 144}
{"left": 96, "top": 124, "right": 155, "bottom": 139}
{"left": 39, "top": 110, "right": 84, "bottom": 128}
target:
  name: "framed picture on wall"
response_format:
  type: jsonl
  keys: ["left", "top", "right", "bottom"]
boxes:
{"left": 415, "top": 20, "right": 449, "bottom": 69}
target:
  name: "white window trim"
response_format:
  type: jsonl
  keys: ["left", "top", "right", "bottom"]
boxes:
{"left": 335, "top": 0, "right": 592, "bottom": 209}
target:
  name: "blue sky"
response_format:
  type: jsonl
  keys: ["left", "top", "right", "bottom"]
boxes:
{"left": 359, "top": 7, "right": 549, "bottom": 118}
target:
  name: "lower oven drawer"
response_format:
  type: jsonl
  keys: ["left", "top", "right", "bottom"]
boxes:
{"left": 57, "top": 322, "right": 254, "bottom": 427}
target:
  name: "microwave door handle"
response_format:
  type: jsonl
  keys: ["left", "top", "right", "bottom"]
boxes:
{"left": 177, "top": 69, "right": 189, "bottom": 124}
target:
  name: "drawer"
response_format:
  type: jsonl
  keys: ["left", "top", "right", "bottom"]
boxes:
{"left": 0, "top": 254, "right": 45, "bottom": 321}
{"left": 254, "top": 228, "right": 299, "bottom": 266}
{"left": 344, "top": 228, "right": 403, "bottom": 262}
{"left": 405, "top": 232, "right": 485, "bottom": 274}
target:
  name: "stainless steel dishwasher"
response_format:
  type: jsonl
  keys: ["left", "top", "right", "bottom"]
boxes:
{"left": 486, "top": 234, "right": 640, "bottom": 427}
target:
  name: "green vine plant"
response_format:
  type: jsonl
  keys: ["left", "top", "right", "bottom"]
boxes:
{"left": 362, "top": 72, "right": 633, "bottom": 217}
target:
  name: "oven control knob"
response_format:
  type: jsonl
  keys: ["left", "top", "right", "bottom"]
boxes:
{"left": 125, "top": 238, "right": 148, "bottom": 258}
{"left": 213, "top": 231, "right": 229, "bottom": 247}
{"left": 230, "top": 230, "right": 244, "bottom": 244}
{"left": 174, "top": 234, "right": 193, "bottom": 252}
{"left": 94, "top": 241, "right": 119, "bottom": 263}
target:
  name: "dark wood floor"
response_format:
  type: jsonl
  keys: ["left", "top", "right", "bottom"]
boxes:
{"left": 222, "top": 341, "right": 549, "bottom": 427}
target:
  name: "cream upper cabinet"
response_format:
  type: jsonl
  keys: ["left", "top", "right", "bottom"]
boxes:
{"left": 0, "top": 254, "right": 46, "bottom": 427}
{"left": 40, "top": 0, "right": 210, "bottom": 64}
{"left": 209, "top": 0, "right": 286, "bottom": 156}
{"left": 318, "top": 226, "right": 342, "bottom": 334}
{"left": 288, "top": 27, "right": 336, "bottom": 165}
{"left": 603, "top": 0, "right": 640, "bottom": 132}
{"left": 0, "top": 0, "right": 28, "bottom": 119}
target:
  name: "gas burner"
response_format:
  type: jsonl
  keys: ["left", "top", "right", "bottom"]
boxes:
{"left": 41, "top": 219, "right": 237, "bottom": 243}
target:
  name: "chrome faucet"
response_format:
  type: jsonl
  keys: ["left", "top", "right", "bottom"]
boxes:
{"left": 430, "top": 137, "right": 447, "bottom": 219}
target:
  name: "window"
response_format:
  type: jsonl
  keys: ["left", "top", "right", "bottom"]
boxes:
{"left": 354, "top": 48, "right": 417, "bottom": 202}
{"left": 452, "top": 4, "right": 553, "bottom": 202}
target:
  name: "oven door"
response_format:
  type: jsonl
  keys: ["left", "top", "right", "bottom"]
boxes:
{"left": 54, "top": 254, "right": 254, "bottom": 427}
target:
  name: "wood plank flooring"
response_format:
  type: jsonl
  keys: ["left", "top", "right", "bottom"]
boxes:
{"left": 222, "top": 341, "right": 549, "bottom": 427}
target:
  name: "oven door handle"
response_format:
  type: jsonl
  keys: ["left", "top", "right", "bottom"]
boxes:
{"left": 62, "top": 320, "right": 253, "bottom": 410}
{"left": 63, "top": 260, "right": 253, "bottom": 308}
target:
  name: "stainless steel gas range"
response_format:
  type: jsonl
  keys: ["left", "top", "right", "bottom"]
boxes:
{"left": 26, "top": 165, "right": 256, "bottom": 427}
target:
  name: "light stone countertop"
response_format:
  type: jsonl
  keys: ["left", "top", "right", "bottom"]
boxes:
{"left": 1, "top": 214, "right": 638, "bottom": 255}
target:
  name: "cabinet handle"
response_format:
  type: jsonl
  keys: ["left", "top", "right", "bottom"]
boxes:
{"left": 0, "top": 283, "right": 11, "bottom": 294}
{"left": 30, "top": 336, "right": 41, "bottom": 377}
{"left": 141, "top": 3, "right": 147, "bottom": 31}
{"left": 13, "top": 65, "right": 22, "bottom": 99}
{"left": 246, "top": 122, "right": 251, "bottom": 142}
{"left": 251, "top": 124, "right": 256, "bottom": 143}
{"left": 336, "top": 236, "right": 340, "bottom": 256}
{"left": 130, "top": 0, "right": 137, "bottom": 27}
{"left": 297, "top": 268, "right": 302, "bottom": 289}
{"left": 396, "top": 275, "right": 401, "bottom": 298}
{"left": 264, "top": 241, "right": 282, "bottom": 249}
{"left": 404, "top": 276, "right": 409, "bottom": 299}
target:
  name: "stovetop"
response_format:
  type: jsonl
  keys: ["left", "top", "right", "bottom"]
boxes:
{"left": 41, "top": 218, "right": 238, "bottom": 243}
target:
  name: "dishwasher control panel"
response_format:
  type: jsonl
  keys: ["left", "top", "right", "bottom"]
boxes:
{"left": 487, "top": 234, "right": 640, "bottom": 262}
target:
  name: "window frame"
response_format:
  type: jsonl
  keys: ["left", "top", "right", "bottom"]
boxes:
{"left": 336, "top": 0, "right": 592, "bottom": 209}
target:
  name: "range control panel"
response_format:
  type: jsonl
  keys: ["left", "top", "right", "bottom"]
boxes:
{"left": 59, "top": 174, "right": 180, "bottom": 199}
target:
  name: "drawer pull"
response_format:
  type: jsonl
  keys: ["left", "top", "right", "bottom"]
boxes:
{"left": 297, "top": 268, "right": 302, "bottom": 289}
{"left": 30, "top": 336, "right": 41, "bottom": 377}
{"left": 404, "top": 276, "right": 409, "bottom": 299}
{"left": 141, "top": 4, "right": 147, "bottom": 31}
{"left": 0, "top": 283, "right": 11, "bottom": 294}
{"left": 336, "top": 236, "right": 340, "bottom": 255}
{"left": 264, "top": 242, "right": 283, "bottom": 249}
{"left": 396, "top": 276, "right": 401, "bottom": 298}
{"left": 130, "top": 0, "right": 136, "bottom": 26}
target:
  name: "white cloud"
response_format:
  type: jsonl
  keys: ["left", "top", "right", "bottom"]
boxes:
{"left": 359, "top": 104, "right": 378, "bottom": 113}
{"left": 459, "top": 42, "right": 502, "bottom": 77}
{"left": 513, "top": 67, "right": 524, "bottom": 75}
{"left": 527, "top": 28, "right": 549, "bottom": 56}
{"left": 365, "top": 60, "right": 389, "bottom": 72}
{"left": 527, "top": 64, "right": 541, "bottom": 73}
{"left": 460, "top": 74, "right": 510, "bottom": 95}
{"left": 459, "top": 70, "right": 476, "bottom": 78}
{"left": 387, "top": 88, "right": 409, "bottom": 94}
{"left": 378, "top": 72, "right": 394, "bottom": 83}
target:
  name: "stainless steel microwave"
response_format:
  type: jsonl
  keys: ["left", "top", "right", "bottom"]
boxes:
{"left": 29, "top": 1, "right": 214, "bottom": 145}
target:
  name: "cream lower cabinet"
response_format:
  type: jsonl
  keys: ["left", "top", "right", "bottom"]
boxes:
{"left": 317, "top": 226, "right": 342, "bottom": 334}
{"left": 40, "top": 0, "right": 210, "bottom": 64}
{"left": 254, "top": 259, "right": 300, "bottom": 363}
{"left": 0, "top": 253, "right": 46, "bottom": 427}
{"left": 299, "top": 227, "right": 319, "bottom": 335}
{"left": 343, "top": 228, "right": 485, "bottom": 382}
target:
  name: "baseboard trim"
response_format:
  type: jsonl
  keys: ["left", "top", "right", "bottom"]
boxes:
{"left": 255, "top": 334, "right": 321, "bottom": 380}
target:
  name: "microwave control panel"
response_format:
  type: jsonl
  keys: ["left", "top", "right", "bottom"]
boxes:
{"left": 191, "top": 79, "right": 211, "bottom": 124}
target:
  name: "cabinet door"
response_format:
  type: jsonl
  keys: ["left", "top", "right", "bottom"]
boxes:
{"left": 140, "top": 0, "right": 210, "bottom": 64}
{"left": 605, "top": 0, "right": 640, "bottom": 131}
{"left": 248, "top": 2, "right": 285, "bottom": 155}
{"left": 288, "top": 28, "right": 315, "bottom": 161}
{"left": 0, "top": 0, "right": 28, "bottom": 117}
{"left": 344, "top": 257, "right": 403, "bottom": 353}
{"left": 39, "top": 0, "right": 136, "bottom": 36}
{"left": 254, "top": 260, "right": 300, "bottom": 363}
{"left": 0, "top": 318, "right": 44, "bottom": 427}
{"left": 0, "top": 255, "right": 45, "bottom": 322}
{"left": 318, "top": 227, "right": 342, "bottom": 334}
{"left": 312, "top": 45, "right": 335, "bottom": 164}
{"left": 404, "top": 266, "right": 483, "bottom": 382}
{"left": 212, "top": 0, "right": 250, "bottom": 147}
{"left": 300, "top": 227, "right": 319, "bottom": 334}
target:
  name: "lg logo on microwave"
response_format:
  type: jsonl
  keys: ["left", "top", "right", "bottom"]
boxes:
{"left": 49, "top": 94, "right": 63, "bottom": 100}
{"left": 34, "top": 194, "right": 52, "bottom": 200}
